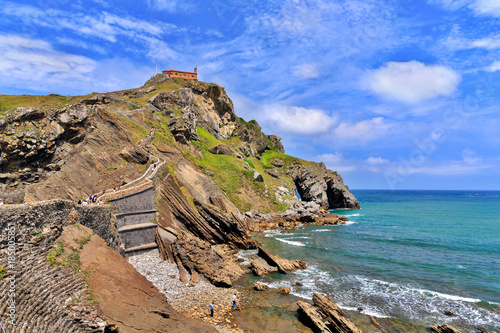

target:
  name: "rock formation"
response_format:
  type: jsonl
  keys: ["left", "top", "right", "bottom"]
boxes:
{"left": 297, "top": 293, "right": 362, "bottom": 333}
{"left": 288, "top": 163, "right": 360, "bottom": 209}
{"left": 249, "top": 246, "right": 306, "bottom": 276}
{"left": 431, "top": 324, "right": 462, "bottom": 333}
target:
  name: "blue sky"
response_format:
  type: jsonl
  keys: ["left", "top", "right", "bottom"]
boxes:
{"left": 1, "top": 0, "right": 499, "bottom": 190}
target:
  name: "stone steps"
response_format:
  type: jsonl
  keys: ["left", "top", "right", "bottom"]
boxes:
{"left": 118, "top": 223, "right": 157, "bottom": 250}
{"left": 125, "top": 242, "right": 158, "bottom": 256}
{"left": 116, "top": 209, "right": 158, "bottom": 228}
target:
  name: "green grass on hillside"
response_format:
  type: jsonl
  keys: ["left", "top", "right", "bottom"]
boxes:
{"left": 191, "top": 127, "right": 291, "bottom": 213}
{"left": 0, "top": 94, "right": 69, "bottom": 116}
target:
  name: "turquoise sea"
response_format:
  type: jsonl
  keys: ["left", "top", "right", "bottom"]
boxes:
{"left": 243, "top": 190, "right": 500, "bottom": 331}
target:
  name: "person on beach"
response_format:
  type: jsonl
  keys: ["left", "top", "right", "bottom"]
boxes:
{"left": 232, "top": 294, "right": 236, "bottom": 310}
{"left": 210, "top": 301, "right": 214, "bottom": 317}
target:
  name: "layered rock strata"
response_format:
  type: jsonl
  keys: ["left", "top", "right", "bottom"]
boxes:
{"left": 297, "top": 293, "right": 362, "bottom": 333}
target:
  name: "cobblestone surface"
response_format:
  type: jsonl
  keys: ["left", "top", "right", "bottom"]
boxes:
{"left": 129, "top": 249, "right": 247, "bottom": 333}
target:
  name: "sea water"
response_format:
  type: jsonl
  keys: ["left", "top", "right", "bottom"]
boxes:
{"left": 247, "top": 190, "right": 500, "bottom": 331}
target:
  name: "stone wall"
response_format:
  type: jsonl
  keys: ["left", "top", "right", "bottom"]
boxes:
{"left": 0, "top": 200, "right": 120, "bottom": 250}
{"left": 107, "top": 186, "right": 155, "bottom": 215}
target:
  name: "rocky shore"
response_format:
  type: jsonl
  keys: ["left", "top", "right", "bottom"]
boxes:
{"left": 129, "top": 249, "right": 246, "bottom": 333}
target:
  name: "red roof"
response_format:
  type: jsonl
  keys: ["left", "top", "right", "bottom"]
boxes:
{"left": 163, "top": 69, "right": 197, "bottom": 75}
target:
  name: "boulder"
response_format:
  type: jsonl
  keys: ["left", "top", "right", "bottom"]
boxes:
{"left": 297, "top": 294, "right": 362, "bottom": 333}
{"left": 118, "top": 146, "right": 149, "bottom": 164}
{"left": 266, "top": 168, "right": 280, "bottom": 179}
{"left": 270, "top": 159, "right": 284, "bottom": 168}
{"left": 297, "top": 301, "right": 331, "bottom": 333}
{"left": 431, "top": 324, "right": 462, "bottom": 333}
{"left": 208, "top": 144, "right": 234, "bottom": 156}
{"left": 254, "top": 283, "right": 269, "bottom": 291}
{"left": 278, "top": 287, "right": 291, "bottom": 294}
{"left": 253, "top": 172, "right": 264, "bottom": 182}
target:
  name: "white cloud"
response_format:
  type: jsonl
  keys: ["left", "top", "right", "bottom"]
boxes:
{"left": 470, "top": 35, "right": 500, "bottom": 49}
{"left": 0, "top": 35, "right": 96, "bottom": 90}
{"left": 0, "top": 34, "right": 152, "bottom": 94}
{"left": 145, "top": 0, "right": 192, "bottom": 12}
{"left": 334, "top": 117, "right": 394, "bottom": 143}
{"left": 431, "top": 0, "right": 500, "bottom": 17}
{"left": 292, "top": 63, "right": 320, "bottom": 79}
{"left": 485, "top": 61, "right": 500, "bottom": 72}
{"left": 264, "top": 105, "right": 337, "bottom": 135}
{"left": 317, "top": 153, "right": 357, "bottom": 173}
{"left": 366, "top": 156, "right": 389, "bottom": 165}
{"left": 364, "top": 61, "right": 461, "bottom": 104}
{"left": 469, "top": 0, "right": 500, "bottom": 17}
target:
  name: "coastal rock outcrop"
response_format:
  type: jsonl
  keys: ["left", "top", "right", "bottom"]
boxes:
{"left": 297, "top": 293, "right": 362, "bottom": 333}
{"left": 288, "top": 164, "right": 360, "bottom": 209}
{"left": 431, "top": 324, "right": 462, "bottom": 333}
{"left": 249, "top": 246, "right": 306, "bottom": 276}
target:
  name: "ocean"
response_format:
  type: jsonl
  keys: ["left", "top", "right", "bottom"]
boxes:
{"left": 241, "top": 190, "right": 500, "bottom": 332}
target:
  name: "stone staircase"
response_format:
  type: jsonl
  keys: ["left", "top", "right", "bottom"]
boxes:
{"left": 107, "top": 185, "right": 158, "bottom": 256}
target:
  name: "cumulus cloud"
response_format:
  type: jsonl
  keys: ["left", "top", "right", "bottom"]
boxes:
{"left": 366, "top": 156, "right": 390, "bottom": 165}
{"left": 334, "top": 117, "right": 394, "bottom": 144}
{"left": 317, "top": 153, "right": 357, "bottom": 173}
{"left": 263, "top": 105, "right": 337, "bottom": 135}
{"left": 364, "top": 61, "right": 461, "bottom": 103}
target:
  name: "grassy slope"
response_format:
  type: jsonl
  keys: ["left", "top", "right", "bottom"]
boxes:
{"left": 2, "top": 79, "right": 325, "bottom": 213}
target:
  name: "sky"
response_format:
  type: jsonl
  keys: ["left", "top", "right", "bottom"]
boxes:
{"left": 0, "top": 0, "right": 499, "bottom": 190}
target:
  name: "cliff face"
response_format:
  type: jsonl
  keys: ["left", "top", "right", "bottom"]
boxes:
{"left": 0, "top": 76, "right": 359, "bottom": 331}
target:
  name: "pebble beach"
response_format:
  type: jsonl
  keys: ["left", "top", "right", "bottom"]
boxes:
{"left": 128, "top": 249, "right": 247, "bottom": 333}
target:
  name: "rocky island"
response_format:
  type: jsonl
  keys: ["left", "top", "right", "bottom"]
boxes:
{"left": 0, "top": 75, "right": 366, "bottom": 332}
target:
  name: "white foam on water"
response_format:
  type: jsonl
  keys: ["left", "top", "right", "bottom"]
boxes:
{"left": 264, "top": 229, "right": 285, "bottom": 237}
{"left": 276, "top": 238, "right": 306, "bottom": 247}
{"left": 312, "top": 228, "right": 333, "bottom": 232}
{"left": 343, "top": 213, "right": 361, "bottom": 217}
{"left": 360, "top": 308, "right": 391, "bottom": 318}
{"left": 411, "top": 288, "right": 481, "bottom": 303}
{"left": 343, "top": 221, "right": 356, "bottom": 225}
{"left": 235, "top": 249, "right": 258, "bottom": 266}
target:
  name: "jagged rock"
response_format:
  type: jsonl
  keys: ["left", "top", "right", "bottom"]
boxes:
{"left": 81, "top": 94, "right": 109, "bottom": 105}
{"left": 281, "top": 200, "right": 320, "bottom": 221}
{"left": 254, "top": 283, "right": 269, "bottom": 291}
{"left": 269, "top": 134, "right": 285, "bottom": 153}
{"left": 249, "top": 246, "right": 306, "bottom": 276}
{"left": 148, "top": 89, "right": 194, "bottom": 111}
{"left": 278, "top": 287, "right": 291, "bottom": 294}
{"left": 167, "top": 106, "right": 199, "bottom": 143}
{"left": 312, "top": 294, "right": 361, "bottom": 333}
{"left": 431, "top": 324, "right": 462, "bottom": 333}
{"left": 172, "top": 231, "right": 243, "bottom": 287}
{"left": 205, "top": 169, "right": 215, "bottom": 177}
{"left": 266, "top": 168, "right": 280, "bottom": 179}
{"left": 253, "top": 171, "right": 264, "bottom": 182}
{"left": 118, "top": 146, "right": 149, "bottom": 164}
{"left": 288, "top": 164, "right": 359, "bottom": 209}
{"left": 250, "top": 256, "right": 278, "bottom": 276}
{"left": 297, "top": 301, "right": 332, "bottom": 333}
{"left": 270, "top": 158, "right": 284, "bottom": 168}
{"left": 209, "top": 144, "right": 234, "bottom": 156}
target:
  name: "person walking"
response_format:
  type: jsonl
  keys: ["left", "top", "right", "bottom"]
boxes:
{"left": 232, "top": 294, "right": 236, "bottom": 310}
{"left": 210, "top": 301, "right": 214, "bottom": 317}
